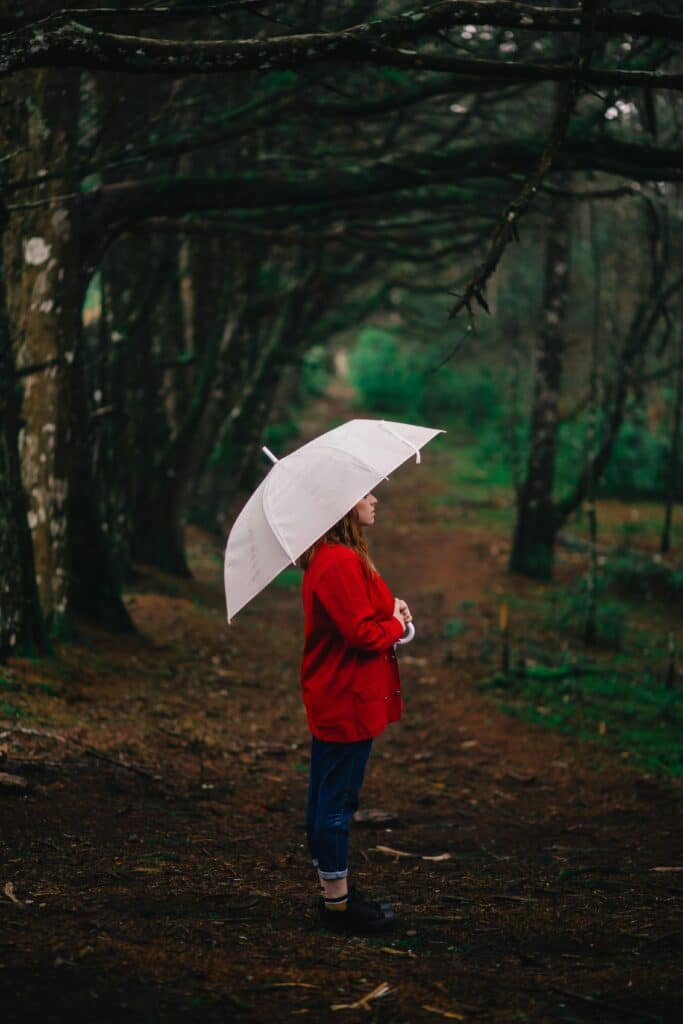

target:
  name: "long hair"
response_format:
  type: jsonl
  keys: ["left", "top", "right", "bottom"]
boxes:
{"left": 299, "top": 506, "right": 377, "bottom": 577}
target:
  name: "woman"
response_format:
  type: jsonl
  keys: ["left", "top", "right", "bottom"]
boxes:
{"left": 299, "top": 491, "right": 412, "bottom": 934}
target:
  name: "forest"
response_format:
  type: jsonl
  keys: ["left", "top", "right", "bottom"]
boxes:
{"left": 0, "top": 3, "right": 681, "bottom": 1022}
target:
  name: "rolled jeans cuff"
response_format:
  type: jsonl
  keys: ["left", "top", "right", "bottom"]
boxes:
{"left": 318, "top": 867, "right": 349, "bottom": 880}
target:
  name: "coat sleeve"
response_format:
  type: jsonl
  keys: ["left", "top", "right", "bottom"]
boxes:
{"left": 314, "top": 551, "right": 405, "bottom": 653}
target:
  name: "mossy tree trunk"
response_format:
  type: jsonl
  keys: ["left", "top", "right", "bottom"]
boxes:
{"left": 1, "top": 67, "right": 82, "bottom": 633}
{"left": 0, "top": 202, "right": 48, "bottom": 659}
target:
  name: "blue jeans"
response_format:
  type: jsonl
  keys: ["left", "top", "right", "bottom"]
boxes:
{"left": 305, "top": 736, "right": 373, "bottom": 880}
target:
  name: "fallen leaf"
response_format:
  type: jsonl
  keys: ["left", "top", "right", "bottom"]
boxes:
{"left": 0, "top": 771, "right": 28, "bottom": 790}
{"left": 3, "top": 882, "right": 23, "bottom": 906}
{"left": 650, "top": 866, "right": 683, "bottom": 873}
{"left": 504, "top": 771, "right": 537, "bottom": 784}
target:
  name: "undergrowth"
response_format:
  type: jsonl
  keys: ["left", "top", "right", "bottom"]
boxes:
{"left": 479, "top": 663, "right": 682, "bottom": 776}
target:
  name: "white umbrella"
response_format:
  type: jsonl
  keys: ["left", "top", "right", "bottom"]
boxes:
{"left": 223, "top": 418, "right": 444, "bottom": 623}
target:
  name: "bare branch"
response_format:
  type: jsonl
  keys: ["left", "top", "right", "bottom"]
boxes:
{"left": 1, "top": 5, "right": 682, "bottom": 89}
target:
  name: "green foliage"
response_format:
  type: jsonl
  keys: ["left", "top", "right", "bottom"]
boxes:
{"left": 0, "top": 699, "right": 29, "bottom": 720}
{"left": 299, "top": 344, "right": 331, "bottom": 398}
{"left": 554, "top": 400, "right": 683, "bottom": 502}
{"left": 442, "top": 617, "right": 468, "bottom": 638}
{"left": 544, "top": 572, "right": 627, "bottom": 650}
{"left": 601, "top": 404, "right": 671, "bottom": 499}
{"left": 348, "top": 328, "right": 421, "bottom": 418}
{"left": 0, "top": 675, "right": 57, "bottom": 697}
{"left": 609, "top": 555, "right": 683, "bottom": 603}
{"left": 270, "top": 566, "right": 301, "bottom": 589}
{"left": 483, "top": 663, "right": 683, "bottom": 776}
{"left": 262, "top": 415, "right": 299, "bottom": 452}
{"left": 348, "top": 327, "right": 501, "bottom": 431}
{"left": 348, "top": 324, "right": 682, "bottom": 513}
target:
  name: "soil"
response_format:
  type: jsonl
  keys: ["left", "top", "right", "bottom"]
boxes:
{"left": 1, "top": 387, "right": 681, "bottom": 1023}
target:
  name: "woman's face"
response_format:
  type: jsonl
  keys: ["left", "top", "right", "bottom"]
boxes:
{"left": 354, "top": 492, "right": 377, "bottom": 527}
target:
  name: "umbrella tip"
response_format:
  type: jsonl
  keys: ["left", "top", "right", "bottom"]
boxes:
{"left": 262, "top": 445, "right": 279, "bottom": 464}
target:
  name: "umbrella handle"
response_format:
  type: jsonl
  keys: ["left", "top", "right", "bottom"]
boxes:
{"left": 395, "top": 621, "right": 415, "bottom": 646}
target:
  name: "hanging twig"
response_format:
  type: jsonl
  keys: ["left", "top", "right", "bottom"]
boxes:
{"left": 446, "top": 1, "right": 600, "bottom": 332}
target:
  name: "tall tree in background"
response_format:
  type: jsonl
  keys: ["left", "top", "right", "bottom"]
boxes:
{"left": 509, "top": 186, "right": 572, "bottom": 578}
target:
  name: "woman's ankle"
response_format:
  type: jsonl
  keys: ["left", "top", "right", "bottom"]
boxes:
{"left": 320, "top": 877, "right": 348, "bottom": 899}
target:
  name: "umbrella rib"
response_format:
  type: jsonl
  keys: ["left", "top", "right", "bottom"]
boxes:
{"left": 378, "top": 420, "right": 422, "bottom": 463}
{"left": 314, "top": 442, "right": 390, "bottom": 481}
{"left": 261, "top": 487, "right": 298, "bottom": 566}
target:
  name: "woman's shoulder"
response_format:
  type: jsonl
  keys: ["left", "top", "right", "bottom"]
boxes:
{"left": 309, "top": 542, "right": 359, "bottom": 570}
{"left": 305, "top": 543, "right": 368, "bottom": 585}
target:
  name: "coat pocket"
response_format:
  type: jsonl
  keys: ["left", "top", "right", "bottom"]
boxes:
{"left": 353, "top": 684, "right": 388, "bottom": 736}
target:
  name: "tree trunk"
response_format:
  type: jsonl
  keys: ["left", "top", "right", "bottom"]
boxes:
{"left": 1, "top": 68, "right": 81, "bottom": 632}
{"left": 127, "top": 244, "right": 190, "bottom": 575}
{"left": 67, "top": 312, "right": 135, "bottom": 631}
{"left": 0, "top": 203, "right": 48, "bottom": 659}
{"left": 583, "top": 201, "right": 601, "bottom": 644}
{"left": 661, "top": 313, "right": 682, "bottom": 554}
{"left": 509, "top": 193, "right": 572, "bottom": 579}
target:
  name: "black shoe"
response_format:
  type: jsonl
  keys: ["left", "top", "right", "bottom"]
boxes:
{"left": 317, "top": 886, "right": 398, "bottom": 935}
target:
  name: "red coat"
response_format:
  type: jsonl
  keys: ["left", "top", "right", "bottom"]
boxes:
{"left": 301, "top": 542, "right": 405, "bottom": 742}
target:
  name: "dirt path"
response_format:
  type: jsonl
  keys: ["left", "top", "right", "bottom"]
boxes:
{"left": 1, "top": 392, "right": 681, "bottom": 1023}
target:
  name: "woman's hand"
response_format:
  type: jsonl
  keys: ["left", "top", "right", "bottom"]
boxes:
{"left": 393, "top": 598, "right": 412, "bottom": 626}
{"left": 398, "top": 599, "right": 412, "bottom": 624}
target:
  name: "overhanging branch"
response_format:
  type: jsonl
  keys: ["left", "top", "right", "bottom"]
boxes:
{"left": 2, "top": 5, "right": 682, "bottom": 89}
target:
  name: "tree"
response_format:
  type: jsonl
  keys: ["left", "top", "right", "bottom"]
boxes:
{"left": 0, "top": 199, "right": 47, "bottom": 657}
{"left": 509, "top": 182, "right": 572, "bottom": 578}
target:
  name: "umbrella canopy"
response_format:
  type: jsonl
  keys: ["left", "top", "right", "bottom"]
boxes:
{"left": 224, "top": 418, "right": 444, "bottom": 622}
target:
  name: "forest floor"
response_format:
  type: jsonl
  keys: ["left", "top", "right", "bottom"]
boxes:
{"left": 1, "top": 382, "right": 681, "bottom": 1024}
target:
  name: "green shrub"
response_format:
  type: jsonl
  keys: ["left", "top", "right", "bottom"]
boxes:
{"left": 348, "top": 328, "right": 421, "bottom": 418}
{"left": 349, "top": 327, "right": 502, "bottom": 431}
{"left": 546, "top": 572, "right": 627, "bottom": 651}
{"left": 601, "top": 405, "right": 669, "bottom": 499}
